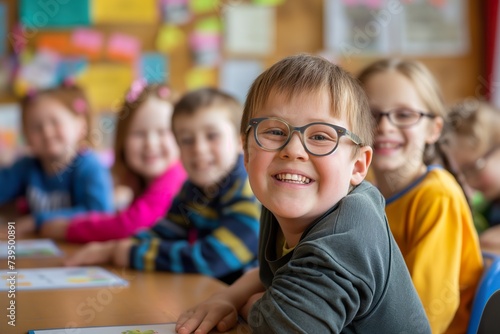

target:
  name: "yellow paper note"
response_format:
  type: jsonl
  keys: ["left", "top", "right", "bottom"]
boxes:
{"left": 195, "top": 16, "right": 222, "bottom": 32}
{"left": 185, "top": 67, "right": 217, "bottom": 90}
{"left": 156, "top": 25, "right": 186, "bottom": 53}
{"left": 252, "top": 0, "right": 285, "bottom": 5}
{"left": 93, "top": 0, "right": 158, "bottom": 24}
{"left": 190, "top": 0, "right": 219, "bottom": 14}
{"left": 76, "top": 64, "right": 133, "bottom": 112}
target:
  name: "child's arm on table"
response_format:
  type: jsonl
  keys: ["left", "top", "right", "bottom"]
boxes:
{"left": 176, "top": 267, "right": 264, "bottom": 334}
{"left": 64, "top": 239, "right": 134, "bottom": 267}
{"left": 39, "top": 218, "right": 70, "bottom": 240}
{"left": 0, "top": 215, "right": 36, "bottom": 239}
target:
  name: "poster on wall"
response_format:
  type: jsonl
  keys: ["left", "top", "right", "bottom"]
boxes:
{"left": 224, "top": 4, "right": 276, "bottom": 56}
{"left": 324, "top": 0, "right": 395, "bottom": 57}
{"left": 400, "top": 0, "right": 469, "bottom": 55}
{"left": 324, "top": 0, "right": 469, "bottom": 57}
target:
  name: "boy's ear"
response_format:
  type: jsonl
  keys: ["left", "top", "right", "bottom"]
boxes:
{"left": 241, "top": 134, "right": 249, "bottom": 168}
{"left": 426, "top": 116, "right": 444, "bottom": 145}
{"left": 351, "top": 146, "right": 372, "bottom": 186}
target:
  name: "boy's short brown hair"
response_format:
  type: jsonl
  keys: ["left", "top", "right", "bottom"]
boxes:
{"left": 172, "top": 87, "right": 242, "bottom": 135}
{"left": 444, "top": 99, "right": 500, "bottom": 152}
{"left": 241, "top": 54, "right": 374, "bottom": 149}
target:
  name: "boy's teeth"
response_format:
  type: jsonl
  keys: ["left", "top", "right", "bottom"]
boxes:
{"left": 276, "top": 173, "right": 311, "bottom": 184}
{"left": 377, "top": 142, "right": 398, "bottom": 149}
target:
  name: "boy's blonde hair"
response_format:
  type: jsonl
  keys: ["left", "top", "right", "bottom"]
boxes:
{"left": 172, "top": 87, "right": 242, "bottom": 135}
{"left": 444, "top": 100, "right": 500, "bottom": 152}
{"left": 241, "top": 54, "right": 374, "bottom": 150}
{"left": 21, "top": 84, "right": 92, "bottom": 145}
{"left": 112, "top": 83, "right": 179, "bottom": 189}
{"left": 357, "top": 58, "right": 446, "bottom": 165}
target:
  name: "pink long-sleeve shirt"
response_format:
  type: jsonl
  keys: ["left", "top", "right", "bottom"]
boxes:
{"left": 66, "top": 161, "right": 187, "bottom": 243}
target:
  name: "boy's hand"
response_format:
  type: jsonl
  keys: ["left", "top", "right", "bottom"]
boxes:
{"left": 39, "top": 219, "right": 69, "bottom": 240}
{"left": 64, "top": 241, "right": 117, "bottom": 266}
{"left": 176, "top": 294, "right": 239, "bottom": 334}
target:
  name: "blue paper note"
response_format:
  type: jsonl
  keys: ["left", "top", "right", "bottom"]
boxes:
{"left": 20, "top": 0, "right": 90, "bottom": 29}
{"left": 0, "top": 4, "right": 6, "bottom": 56}
{"left": 140, "top": 52, "right": 168, "bottom": 84}
{"left": 57, "top": 58, "right": 88, "bottom": 83}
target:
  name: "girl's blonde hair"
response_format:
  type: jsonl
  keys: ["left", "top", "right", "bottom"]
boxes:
{"left": 112, "top": 83, "right": 179, "bottom": 189}
{"left": 21, "top": 84, "right": 92, "bottom": 145}
{"left": 241, "top": 53, "right": 374, "bottom": 150}
{"left": 358, "top": 58, "right": 473, "bottom": 204}
{"left": 444, "top": 100, "right": 500, "bottom": 152}
{"left": 357, "top": 58, "right": 446, "bottom": 165}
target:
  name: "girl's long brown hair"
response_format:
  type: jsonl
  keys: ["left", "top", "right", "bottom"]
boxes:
{"left": 112, "top": 83, "right": 179, "bottom": 192}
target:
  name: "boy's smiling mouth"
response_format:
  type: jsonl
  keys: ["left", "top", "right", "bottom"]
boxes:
{"left": 275, "top": 173, "right": 311, "bottom": 184}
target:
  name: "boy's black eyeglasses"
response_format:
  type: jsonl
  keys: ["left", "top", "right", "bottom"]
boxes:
{"left": 461, "top": 145, "right": 500, "bottom": 180}
{"left": 246, "top": 117, "right": 362, "bottom": 157}
{"left": 372, "top": 108, "right": 436, "bottom": 128}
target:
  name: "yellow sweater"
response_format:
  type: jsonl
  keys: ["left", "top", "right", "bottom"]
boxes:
{"left": 385, "top": 167, "right": 483, "bottom": 334}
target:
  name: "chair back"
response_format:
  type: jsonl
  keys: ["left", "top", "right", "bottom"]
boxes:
{"left": 467, "top": 253, "right": 500, "bottom": 334}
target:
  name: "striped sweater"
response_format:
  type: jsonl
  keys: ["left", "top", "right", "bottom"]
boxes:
{"left": 129, "top": 155, "right": 260, "bottom": 283}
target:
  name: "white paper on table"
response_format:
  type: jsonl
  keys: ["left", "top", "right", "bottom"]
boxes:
{"left": 0, "top": 239, "right": 63, "bottom": 258}
{"left": 29, "top": 323, "right": 176, "bottom": 334}
{"left": 0, "top": 266, "right": 128, "bottom": 291}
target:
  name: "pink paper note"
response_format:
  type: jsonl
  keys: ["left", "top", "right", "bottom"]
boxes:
{"left": 107, "top": 33, "right": 141, "bottom": 62}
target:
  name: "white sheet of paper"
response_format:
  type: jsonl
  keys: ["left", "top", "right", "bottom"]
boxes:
{"left": 29, "top": 323, "right": 176, "bottom": 334}
{"left": 0, "top": 239, "right": 62, "bottom": 258}
{"left": 400, "top": 0, "right": 469, "bottom": 55}
{"left": 324, "top": 0, "right": 468, "bottom": 57}
{"left": 324, "top": 0, "right": 394, "bottom": 56}
{"left": 0, "top": 267, "right": 128, "bottom": 291}
{"left": 224, "top": 4, "right": 275, "bottom": 56}
{"left": 219, "top": 59, "right": 263, "bottom": 103}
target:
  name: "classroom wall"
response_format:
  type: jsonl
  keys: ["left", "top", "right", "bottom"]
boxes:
{"left": 0, "top": 0, "right": 485, "bottom": 151}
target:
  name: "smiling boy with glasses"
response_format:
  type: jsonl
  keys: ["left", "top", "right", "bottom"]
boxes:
{"left": 175, "top": 54, "right": 430, "bottom": 334}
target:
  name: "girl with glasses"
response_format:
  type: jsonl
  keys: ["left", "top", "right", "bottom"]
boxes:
{"left": 442, "top": 100, "right": 500, "bottom": 253}
{"left": 358, "top": 58, "right": 483, "bottom": 334}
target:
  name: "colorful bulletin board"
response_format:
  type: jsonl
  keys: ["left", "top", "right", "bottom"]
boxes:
{"left": 0, "top": 0, "right": 485, "bottom": 149}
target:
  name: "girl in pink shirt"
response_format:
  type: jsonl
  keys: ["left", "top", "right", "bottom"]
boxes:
{"left": 41, "top": 81, "right": 187, "bottom": 242}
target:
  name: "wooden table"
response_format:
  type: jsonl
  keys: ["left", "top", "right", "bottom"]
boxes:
{"left": 0, "top": 242, "right": 250, "bottom": 334}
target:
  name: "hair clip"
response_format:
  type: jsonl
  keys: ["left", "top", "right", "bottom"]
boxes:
{"left": 73, "top": 97, "right": 87, "bottom": 114}
{"left": 126, "top": 78, "right": 148, "bottom": 103}
{"left": 157, "top": 86, "right": 170, "bottom": 99}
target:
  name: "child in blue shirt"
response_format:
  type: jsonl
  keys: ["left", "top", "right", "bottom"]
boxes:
{"left": 0, "top": 84, "right": 114, "bottom": 236}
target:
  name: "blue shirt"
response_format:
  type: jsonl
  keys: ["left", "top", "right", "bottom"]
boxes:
{"left": 0, "top": 150, "right": 114, "bottom": 228}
